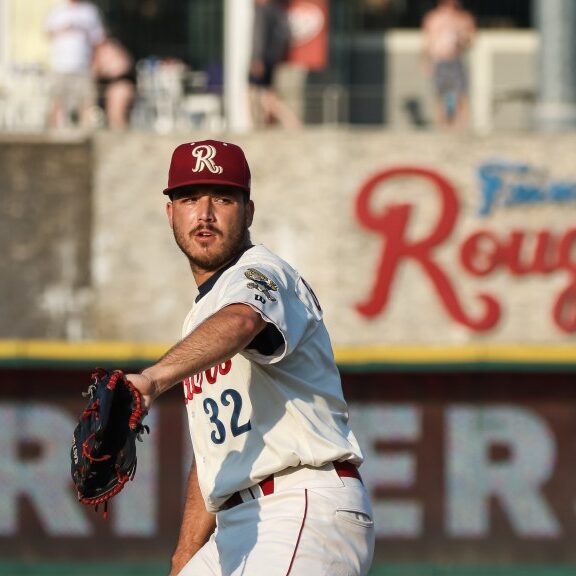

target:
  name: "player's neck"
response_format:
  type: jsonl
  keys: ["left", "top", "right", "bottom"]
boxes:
{"left": 192, "top": 267, "right": 213, "bottom": 287}
{"left": 191, "top": 243, "right": 254, "bottom": 287}
{"left": 191, "top": 261, "right": 228, "bottom": 287}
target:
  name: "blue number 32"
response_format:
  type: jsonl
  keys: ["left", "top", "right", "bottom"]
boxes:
{"left": 203, "top": 388, "right": 252, "bottom": 445}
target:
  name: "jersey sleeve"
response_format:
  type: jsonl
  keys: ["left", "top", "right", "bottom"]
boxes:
{"left": 214, "top": 263, "right": 322, "bottom": 364}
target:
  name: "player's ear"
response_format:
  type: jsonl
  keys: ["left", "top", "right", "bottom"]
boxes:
{"left": 166, "top": 201, "right": 174, "bottom": 229}
{"left": 246, "top": 199, "right": 255, "bottom": 228}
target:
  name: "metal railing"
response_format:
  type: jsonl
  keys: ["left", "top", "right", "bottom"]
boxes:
{"left": 0, "top": 65, "right": 50, "bottom": 132}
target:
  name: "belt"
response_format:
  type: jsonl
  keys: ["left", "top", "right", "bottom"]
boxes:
{"left": 221, "top": 461, "right": 361, "bottom": 511}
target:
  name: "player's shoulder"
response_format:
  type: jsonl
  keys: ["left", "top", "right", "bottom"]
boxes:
{"left": 238, "top": 245, "right": 295, "bottom": 275}
{"left": 221, "top": 244, "right": 297, "bottom": 292}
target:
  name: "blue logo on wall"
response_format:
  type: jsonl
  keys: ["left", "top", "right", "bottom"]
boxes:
{"left": 477, "top": 162, "right": 576, "bottom": 216}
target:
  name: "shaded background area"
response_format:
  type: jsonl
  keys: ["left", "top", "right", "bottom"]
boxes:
{"left": 94, "top": 0, "right": 533, "bottom": 67}
{"left": 90, "top": 0, "right": 533, "bottom": 127}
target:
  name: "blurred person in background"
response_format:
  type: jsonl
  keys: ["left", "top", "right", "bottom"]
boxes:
{"left": 249, "top": 0, "right": 302, "bottom": 130}
{"left": 92, "top": 34, "right": 136, "bottom": 130}
{"left": 45, "top": 0, "right": 105, "bottom": 129}
{"left": 421, "top": 0, "right": 476, "bottom": 128}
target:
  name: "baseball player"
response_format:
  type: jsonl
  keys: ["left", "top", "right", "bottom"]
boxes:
{"left": 128, "top": 140, "right": 374, "bottom": 575}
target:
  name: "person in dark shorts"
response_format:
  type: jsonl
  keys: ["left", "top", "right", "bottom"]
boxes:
{"left": 422, "top": 0, "right": 476, "bottom": 128}
{"left": 249, "top": 0, "right": 301, "bottom": 129}
{"left": 433, "top": 58, "right": 468, "bottom": 121}
{"left": 92, "top": 36, "right": 136, "bottom": 130}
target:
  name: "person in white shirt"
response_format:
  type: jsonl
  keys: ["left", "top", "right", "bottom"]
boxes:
{"left": 128, "top": 140, "right": 375, "bottom": 575}
{"left": 45, "top": 0, "right": 105, "bottom": 129}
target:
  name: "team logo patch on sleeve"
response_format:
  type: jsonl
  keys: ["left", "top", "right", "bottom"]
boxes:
{"left": 245, "top": 268, "right": 278, "bottom": 302}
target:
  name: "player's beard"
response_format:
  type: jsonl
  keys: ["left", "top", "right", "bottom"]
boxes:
{"left": 173, "top": 220, "right": 251, "bottom": 274}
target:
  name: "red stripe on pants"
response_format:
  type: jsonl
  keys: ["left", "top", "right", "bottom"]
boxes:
{"left": 286, "top": 489, "right": 309, "bottom": 575}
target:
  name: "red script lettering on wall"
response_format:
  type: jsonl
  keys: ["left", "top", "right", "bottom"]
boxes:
{"left": 355, "top": 166, "right": 576, "bottom": 333}
{"left": 355, "top": 167, "right": 500, "bottom": 331}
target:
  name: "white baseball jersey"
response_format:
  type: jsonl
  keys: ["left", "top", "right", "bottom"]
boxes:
{"left": 181, "top": 244, "right": 363, "bottom": 513}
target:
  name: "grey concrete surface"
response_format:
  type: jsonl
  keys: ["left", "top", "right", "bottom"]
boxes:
{"left": 3, "top": 129, "right": 576, "bottom": 345}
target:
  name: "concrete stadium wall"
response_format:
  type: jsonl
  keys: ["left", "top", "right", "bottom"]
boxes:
{"left": 0, "top": 135, "right": 92, "bottom": 339}
{"left": 2, "top": 129, "right": 576, "bottom": 349}
{"left": 89, "top": 130, "right": 576, "bottom": 346}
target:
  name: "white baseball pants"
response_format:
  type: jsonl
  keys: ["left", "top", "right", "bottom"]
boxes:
{"left": 178, "top": 464, "right": 375, "bottom": 576}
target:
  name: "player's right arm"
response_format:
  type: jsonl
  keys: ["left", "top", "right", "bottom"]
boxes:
{"left": 127, "top": 303, "right": 266, "bottom": 410}
{"left": 170, "top": 461, "right": 215, "bottom": 575}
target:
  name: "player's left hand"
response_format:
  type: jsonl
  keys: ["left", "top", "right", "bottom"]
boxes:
{"left": 125, "top": 372, "right": 157, "bottom": 411}
{"left": 71, "top": 369, "right": 149, "bottom": 516}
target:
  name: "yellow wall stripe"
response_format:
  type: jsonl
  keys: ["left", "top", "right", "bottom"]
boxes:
{"left": 0, "top": 340, "right": 574, "bottom": 367}
{"left": 333, "top": 344, "right": 576, "bottom": 365}
{"left": 0, "top": 340, "right": 170, "bottom": 363}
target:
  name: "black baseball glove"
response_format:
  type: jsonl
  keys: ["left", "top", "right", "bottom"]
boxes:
{"left": 71, "top": 368, "right": 149, "bottom": 517}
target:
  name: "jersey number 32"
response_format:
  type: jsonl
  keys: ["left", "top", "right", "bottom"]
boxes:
{"left": 203, "top": 389, "right": 252, "bottom": 444}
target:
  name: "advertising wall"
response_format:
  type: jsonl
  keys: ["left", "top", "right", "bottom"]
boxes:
{"left": 81, "top": 131, "right": 576, "bottom": 352}
{"left": 1, "top": 356, "right": 575, "bottom": 571}
{"left": 3, "top": 131, "right": 576, "bottom": 350}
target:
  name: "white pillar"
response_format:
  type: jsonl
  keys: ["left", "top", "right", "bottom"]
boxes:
{"left": 0, "top": 0, "right": 8, "bottom": 68}
{"left": 223, "top": 0, "right": 254, "bottom": 132}
{"left": 533, "top": 0, "right": 576, "bottom": 131}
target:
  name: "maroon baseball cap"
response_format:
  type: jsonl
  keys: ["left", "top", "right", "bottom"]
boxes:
{"left": 163, "top": 140, "right": 251, "bottom": 196}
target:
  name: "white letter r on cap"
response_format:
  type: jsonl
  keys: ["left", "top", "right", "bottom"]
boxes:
{"left": 191, "top": 145, "right": 223, "bottom": 174}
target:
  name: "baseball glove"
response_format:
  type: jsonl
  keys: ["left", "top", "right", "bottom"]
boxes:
{"left": 71, "top": 368, "right": 149, "bottom": 517}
